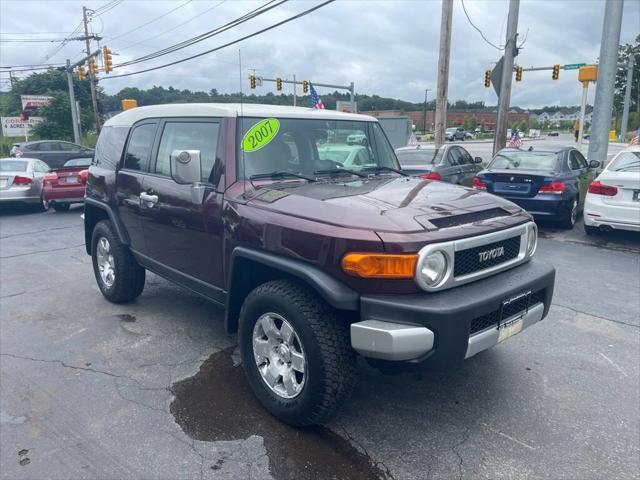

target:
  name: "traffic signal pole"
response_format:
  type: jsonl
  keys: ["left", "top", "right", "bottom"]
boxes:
{"left": 253, "top": 76, "right": 356, "bottom": 112}
{"left": 65, "top": 59, "right": 81, "bottom": 144}
{"left": 83, "top": 6, "right": 101, "bottom": 134}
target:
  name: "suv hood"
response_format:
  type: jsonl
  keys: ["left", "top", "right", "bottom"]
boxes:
{"left": 245, "top": 176, "right": 524, "bottom": 233}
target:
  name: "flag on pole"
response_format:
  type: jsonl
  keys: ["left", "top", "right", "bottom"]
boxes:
{"left": 508, "top": 130, "right": 523, "bottom": 148}
{"left": 309, "top": 83, "right": 325, "bottom": 109}
{"left": 630, "top": 128, "right": 639, "bottom": 146}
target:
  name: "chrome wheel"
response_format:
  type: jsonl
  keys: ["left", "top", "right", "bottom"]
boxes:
{"left": 96, "top": 237, "right": 115, "bottom": 288}
{"left": 252, "top": 312, "right": 306, "bottom": 399}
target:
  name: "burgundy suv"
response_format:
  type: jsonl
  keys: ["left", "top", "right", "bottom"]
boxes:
{"left": 84, "top": 104, "right": 555, "bottom": 426}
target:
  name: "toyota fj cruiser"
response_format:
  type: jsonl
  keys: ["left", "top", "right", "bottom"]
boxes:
{"left": 84, "top": 104, "right": 555, "bottom": 426}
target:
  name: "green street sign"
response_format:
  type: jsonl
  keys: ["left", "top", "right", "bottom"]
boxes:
{"left": 563, "top": 63, "right": 586, "bottom": 70}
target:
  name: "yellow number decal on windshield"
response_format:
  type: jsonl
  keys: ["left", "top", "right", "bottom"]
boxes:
{"left": 242, "top": 118, "right": 280, "bottom": 152}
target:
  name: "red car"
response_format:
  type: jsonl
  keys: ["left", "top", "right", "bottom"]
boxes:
{"left": 43, "top": 157, "right": 91, "bottom": 211}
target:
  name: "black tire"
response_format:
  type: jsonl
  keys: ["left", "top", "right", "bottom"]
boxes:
{"left": 559, "top": 197, "right": 578, "bottom": 229}
{"left": 52, "top": 203, "right": 70, "bottom": 212}
{"left": 239, "top": 279, "right": 356, "bottom": 426}
{"left": 91, "top": 220, "right": 145, "bottom": 303}
{"left": 584, "top": 224, "right": 598, "bottom": 236}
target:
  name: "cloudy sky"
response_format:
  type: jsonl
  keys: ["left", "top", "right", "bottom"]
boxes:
{"left": 1, "top": 0, "right": 638, "bottom": 108}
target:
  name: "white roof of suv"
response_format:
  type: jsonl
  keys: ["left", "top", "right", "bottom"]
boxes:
{"left": 104, "top": 103, "right": 377, "bottom": 127}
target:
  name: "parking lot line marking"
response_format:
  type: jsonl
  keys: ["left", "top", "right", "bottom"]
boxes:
{"left": 482, "top": 423, "right": 536, "bottom": 450}
{"left": 598, "top": 352, "right": 628, "bottom": 377}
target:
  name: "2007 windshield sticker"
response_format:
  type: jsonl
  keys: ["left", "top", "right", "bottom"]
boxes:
{"left": 242, "top": 118, "right": 280, "bottom": 152}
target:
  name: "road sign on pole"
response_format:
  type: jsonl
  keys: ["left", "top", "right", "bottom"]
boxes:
{"left": 563, "top": 63, "right": 587, "bottom": 70}
{"left": 491, "top": 56, "right": 504, "bottom": 97}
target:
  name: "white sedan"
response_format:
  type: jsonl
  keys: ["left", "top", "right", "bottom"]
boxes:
{"left": 583, "top": 146, "right": 640, "bottom": 234}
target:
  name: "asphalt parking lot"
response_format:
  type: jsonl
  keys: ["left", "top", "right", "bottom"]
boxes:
{"left": 1, "top": 202, "right": 639, "bottom": 480}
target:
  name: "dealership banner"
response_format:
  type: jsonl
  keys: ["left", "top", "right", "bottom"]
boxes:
{"left": 21, "top": 95, "right": 52, "bottom": 111}
{"left": 1, "top": 116, "right": 43, "bottom": 137}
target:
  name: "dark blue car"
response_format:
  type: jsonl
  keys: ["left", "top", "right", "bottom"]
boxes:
{"left": 472, "top": 147, "right": 600, "bottom": 228}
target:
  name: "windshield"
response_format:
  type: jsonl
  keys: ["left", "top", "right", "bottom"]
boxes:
{"left": 490, "top": 151, "right": 560, "bottom": 171}
{"left": 0, "top": 160, "right": 28, "bottom": 172}
{"left": 238, "top": 117, "right": 399, "bottom": 179}
{"left": 64, "top": 157, "right": 92, "bottom": 167}
{"left": 609, "top": 152, "right": 640, "bottom": 172}
{"left": 396, "top": 149, "right": 441, "bottom": 166}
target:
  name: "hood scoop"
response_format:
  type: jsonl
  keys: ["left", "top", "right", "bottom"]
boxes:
{"left": 419, "top": 208, "right": 512, "bottom": 229}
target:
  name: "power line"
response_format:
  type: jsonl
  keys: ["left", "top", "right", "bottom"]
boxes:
{"left": 460, "top": 0, "right": 503, "bottom": 51}
{"left": 1, "top": 38, "right": 78, "bottom": 43}
{"left": 107, "top": 0, "right": 195, "bottom": 43}
{"left": 93, "top": 0, "right": 124, "bottom": 16}
{"left": 102, "top": 0, "right": 335, "bottom": 80}
{"left": 0, "top": 63, "right": 65, "bottom": 68}
{"left": 114, "top": 0, "right": 228, "bottom": 54}
{"left": 115, "top": 0, "right": 284, "bottom": 68}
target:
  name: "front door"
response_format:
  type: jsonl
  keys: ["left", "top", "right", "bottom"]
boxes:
{"left": 116, "top": 120, "right": 159, "bottom": 252}
{"left": 141, "top": 118, "right": 225, "bottom": 293}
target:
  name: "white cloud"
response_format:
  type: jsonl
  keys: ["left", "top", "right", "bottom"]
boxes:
{"left": 1, "top": 0, "right": 638, "bottom": 108}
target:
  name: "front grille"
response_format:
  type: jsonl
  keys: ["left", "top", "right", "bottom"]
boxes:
{"left": 469, "top": 290, "right": 545, "bottom": 334}
{"left": 429, "top": 208, "right": 510, "bottom": 229}
{"left": 454, "top": 236, "right": 521, "bottom": 277}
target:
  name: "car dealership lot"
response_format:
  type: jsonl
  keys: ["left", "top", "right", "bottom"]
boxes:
{"left": 1, "top": 205, "right": 638, "bottom": 480}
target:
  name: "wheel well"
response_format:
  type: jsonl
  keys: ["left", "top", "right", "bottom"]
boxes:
{"left": 225, "top": 257, "right": 295, "bottom": 334}
{"left": 84, "top": 203, "right": 109, "bottom": 255}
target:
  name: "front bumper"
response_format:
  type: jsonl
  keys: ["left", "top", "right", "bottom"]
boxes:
{"left": 350, "top": 258, "right": 555, "bottom": 367}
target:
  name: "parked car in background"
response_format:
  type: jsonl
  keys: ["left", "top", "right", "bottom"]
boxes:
{"left": 43, "top": 157, "right": 91, "bottom": 211}
{"left": 395, "top": 144, "right": 483, "bottom": 186}
{"left": 10, "top": 140, "right": 94, "bottom": 168}
{"left": 318, "top": 144, "right": 373, "bottom": 169}
{"left": 345, "top": 132, "right": 368, "bottom": 146}
{"left": 547, "top": 132, "right": 560, "bottom": 137}
{"left": 0, "top": 157, "right": 51, "bottom": 210}
{"left": 583, "top": 146, "right": 640, "bottom": 234}
{"left": 445, "top": 127, "right": 466, "bottom": 141}
{"left": 473, "top": 147, "right": 600, "bottom": 228}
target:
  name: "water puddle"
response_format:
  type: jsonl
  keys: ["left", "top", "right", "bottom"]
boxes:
{"left": 170, "top": 350, "right": 388, "bottom": 480}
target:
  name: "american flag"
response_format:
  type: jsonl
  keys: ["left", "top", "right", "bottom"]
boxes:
{"left": 309, "top": 82, "right": 325, "bottom": 109}
{"left": 630, "top": 128, "right": 639, "bottom": 146}
{"left": 508, "top": 130, "right": 523, "bottom": 148}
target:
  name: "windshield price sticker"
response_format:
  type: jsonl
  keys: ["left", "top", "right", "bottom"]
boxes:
{"left": 242, "top": 118, "right": 280, "bottom": 152}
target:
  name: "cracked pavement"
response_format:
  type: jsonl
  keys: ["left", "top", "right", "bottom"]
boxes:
{"left": 1, "top": 206, "right": 638, "bottom": 479}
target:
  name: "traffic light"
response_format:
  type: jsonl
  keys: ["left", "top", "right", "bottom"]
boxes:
{"left": 249, "top": 75, "right": 256, "bottom": 89}
{"left": 515, "top": 66, "right": 523, "bottom": 82}
{"left": 89, "top": 57, "right": 99, "bottom": 76}
{"left": 484, "top": 69, "right": 491, "bottom": 88}
{"left": 76, "top": 65, "right": 86, "bottom": 81}
{"left": 302, "top": 80, "right": 309, "bottom": 94}
{"left": 276, "top": 77, "right": 282, "bottom": 91}
{"left": 552, "top": 64, "right": 560, "bottom": 80}
{"left": 103, "top": 46, "right": 113, "bottom": 73}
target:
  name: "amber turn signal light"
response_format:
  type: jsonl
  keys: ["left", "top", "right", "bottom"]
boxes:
{"left": 341, "top": 253, "right": 417, "bottom": 278}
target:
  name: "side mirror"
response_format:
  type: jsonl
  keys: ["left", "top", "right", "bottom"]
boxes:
{"left": 589, "top": 160, "right": 601, "bottom": 169}
{"left": 474, "top": 156, "right": 483, "bottom": 164}
{"left": 171, "top": 150, "right": 201, "bottom": 184}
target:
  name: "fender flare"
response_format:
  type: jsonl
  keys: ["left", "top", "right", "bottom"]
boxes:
{"left": 84, "top": 197, "right": 130, "bottom": 249}
{"left": 225, "top": 247, "right": 360, "bottom": 332}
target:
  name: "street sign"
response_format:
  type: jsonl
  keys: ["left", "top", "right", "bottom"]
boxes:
{"left": 563, "top": 63, "right": 586, "bottom": 70}
{"left": 491, "top": 56, "right": 504, "bottom": 97}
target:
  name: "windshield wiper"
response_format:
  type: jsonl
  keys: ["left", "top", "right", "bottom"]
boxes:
{"left": 314, "top": 168, "right": 366, "bottom": 178}
{"left": 361, "top": 166, "right": 409, "bottom": 176}
{"left": 249, "top": 171, "right": 316, "bottom": 182}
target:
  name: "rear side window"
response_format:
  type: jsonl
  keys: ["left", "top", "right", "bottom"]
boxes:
{"left": 94, "top": 126, "right": 129, "bottom": 169}
{"left": 155, "top": 121, "right": 220, "bottom": 182}
{"left": 124, "top": 123, "right": 157, "bottom": 171}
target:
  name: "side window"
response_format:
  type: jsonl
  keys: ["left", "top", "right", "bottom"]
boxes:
{"left": 46, "top": 142, "right": 61, "bottom": 151}
{"left": 155, "top": 121, "right": 219, "bottom": 182}
{"left": 38, "top": 161, "right": 50, "bottom": 172}
{"left": 58, "top": 142, "right": 76, "bottom": 151}
{"left": 124, "top": 123, "right": 157, "bottom": 172}
{"left": 569, "top": 151, "right": 581, "bottom": 170}
{"left": 448, "top": 148, "right": 462, "bottom": 166}
{"left": 94, "top": 126, "right": 129, "bottom": 168}
{"left": 573, "top": 150, "right": 588, "bottom": 168}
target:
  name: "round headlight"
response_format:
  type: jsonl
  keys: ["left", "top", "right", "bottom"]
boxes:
{"left": 527, "top": 223, "right": 538, "bottom": 256}
{"left": 420, "top": 250, "right": 448, "bottom": 287}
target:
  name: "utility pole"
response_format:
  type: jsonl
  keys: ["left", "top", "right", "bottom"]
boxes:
{"left": 65, "top": 59, "right": 81, "bottom": 144}
{"left": 423, "top": 88, "right": 431, "bottom": 133}
{"left": 588, "top": 0, "right": 624, "bottom": 164}
{"left": 494, "top": 0, "right": 520, "bottom": 153}
{"left": 619, "top": 54, "right": 635, "bottom": 142}
{"left": 293, "top": 74, "right": 297, "bottom": 107}
{"left": 434, "top": 0, "right": 453, "bottom": 147}
{"left": 83, "top": 6, "right": 101, "bottom": 133}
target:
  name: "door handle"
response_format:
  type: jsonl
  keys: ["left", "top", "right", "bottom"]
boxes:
{"left": 140, "top": 192, "right": 158, "bottom": 207}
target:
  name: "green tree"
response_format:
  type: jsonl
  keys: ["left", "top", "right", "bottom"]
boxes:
{"left": 614, "top": 34, "right": 640, "bottom": 119}
{"left": 31, "top": 91, "right": 92, "bottom": 140}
